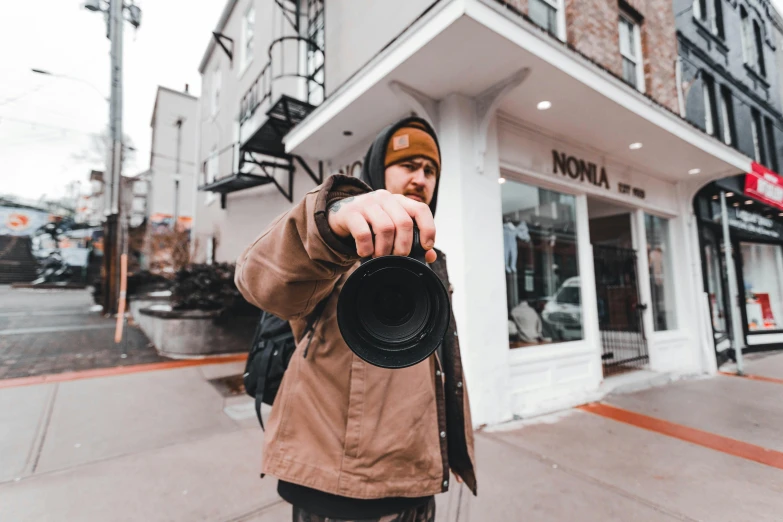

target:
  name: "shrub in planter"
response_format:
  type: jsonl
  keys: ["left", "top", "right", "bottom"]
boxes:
{"left": 170, "top": 263, "right": 258, "bottom": 316}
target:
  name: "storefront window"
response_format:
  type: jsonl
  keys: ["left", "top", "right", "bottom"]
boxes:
{"left": 740, "top": 242, "right": 783, "bottom": 331}
{"left": 502, "top": 180, "right": 582, "bottom": 347}
{"left": 645, "top": 214, "right": 677, "bottom": 331}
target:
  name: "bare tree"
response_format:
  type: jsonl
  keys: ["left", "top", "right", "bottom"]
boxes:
{"left": 72, "top": 131, "right": 137, "bottom": 170}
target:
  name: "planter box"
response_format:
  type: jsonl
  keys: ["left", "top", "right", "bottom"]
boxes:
{"left": 132, "top": 297, "right": 256, "bottom": 359}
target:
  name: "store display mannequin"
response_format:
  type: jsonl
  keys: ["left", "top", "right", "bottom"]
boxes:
{"left": 510, "top": 300, "right": 542, "bottom": 343}
{"left": 502, "top": 216, "right": 531, "bottom": 273}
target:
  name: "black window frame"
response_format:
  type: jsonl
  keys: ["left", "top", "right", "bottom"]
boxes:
{"left": 753, "top": 19, "right": 766, "bottom": 77}
{"left": 719, "top": 85, "right": 735, "bottom": 146}
{"left": 702, "top": 73, "right": 720, "bottom": 138}
{"left": 764, "top": 117, "right": 779, "bottom": 173}
{"left": 751, "top": 108, "right": 767, "bottom": 165}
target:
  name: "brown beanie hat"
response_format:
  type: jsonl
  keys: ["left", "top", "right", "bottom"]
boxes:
{"left": 384, "top": 122, "right": 441, "bottom": 173}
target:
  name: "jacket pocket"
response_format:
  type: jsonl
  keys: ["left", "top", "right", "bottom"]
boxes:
{"left": 344, "top": 356, "right": 366, "bottom": 459}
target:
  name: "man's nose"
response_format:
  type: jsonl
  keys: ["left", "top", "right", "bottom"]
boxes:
{"left": 411, "top": 168, "right": 427, "bottom": 184}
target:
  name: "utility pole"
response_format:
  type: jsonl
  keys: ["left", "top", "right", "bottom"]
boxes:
{"left": 84, "top": 0, "right": 141, "bottom": 315}
{"left": 173, "top": 118, "right": 183, "bottom": 230}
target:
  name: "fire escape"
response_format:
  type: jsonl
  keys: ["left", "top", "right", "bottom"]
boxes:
{"left": 199, "top": 0, "right": 325, "bottom": 208}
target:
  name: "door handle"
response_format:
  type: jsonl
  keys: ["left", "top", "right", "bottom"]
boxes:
{"left": 636, "top": 303, "right": 648, "bottom": 311}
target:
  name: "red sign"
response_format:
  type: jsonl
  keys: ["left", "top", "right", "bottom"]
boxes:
{"left": 746, "top": 162, "right": 783, "bottom": 211}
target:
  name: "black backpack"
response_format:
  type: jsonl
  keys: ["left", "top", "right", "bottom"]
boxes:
{"left": 243, "top": 300, "right": 327, "bottom": 429}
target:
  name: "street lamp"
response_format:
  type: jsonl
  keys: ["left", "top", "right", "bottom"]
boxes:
{"left": 30, "top": 68, "right": 109, "bottom": 103}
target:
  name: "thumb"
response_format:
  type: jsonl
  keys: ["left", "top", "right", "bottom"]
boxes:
{"left": 424, "top": 249, "right": 437, "bottom": 264}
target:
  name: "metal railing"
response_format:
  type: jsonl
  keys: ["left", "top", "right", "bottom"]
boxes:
{"left": 238, "top": 34, "right": 325, "bottom": 126}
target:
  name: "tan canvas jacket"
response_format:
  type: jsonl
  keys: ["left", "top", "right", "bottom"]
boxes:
{"left": 235, "top": 175, "right": 477, "bottom": 500}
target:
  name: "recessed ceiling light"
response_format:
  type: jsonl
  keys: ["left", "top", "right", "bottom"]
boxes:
{"left": 779, "top": 212, "right": 783, "bottom": 217}
{"left": 733, "top": 202, "right": 740, "bottom": 207}
{"left": 726, "top": 192, "right": 734, "bottom": 197}
{"left": 629, "top": 142, "right": 643, "bottom": 150}
{"left": 343, "top": 130, "right": 353, "bottom": 136}
{"left": 712, "top": 195, "right": 719, "bottom": 200}
{"left": 498, "top": 177, "right": 507, "bottom": 184}
{"left": 537, "top": 101, "right": 552, "bottom": 110}
{"left": 688, "top": 168, "right": 701, "bottom": 175}
{"left": 745, "top": 200, "right": 753, "bottom": 205}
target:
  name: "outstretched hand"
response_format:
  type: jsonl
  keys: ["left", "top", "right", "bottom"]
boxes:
{"left": 327, "top": 190, "right": 437, "bottom": 263}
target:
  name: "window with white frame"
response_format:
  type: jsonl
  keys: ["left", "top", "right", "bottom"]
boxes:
{"left": 719, "top": 86, "right": 735, "bottom": 146}
{"left": 619, "top": 14, "right": 644, "bottom": 91}
{"left": 702, "top": 73, "right": 719, "bottom": 137}
{"left": 741, "top": 7, "right": 754, "bottom": 66}
{"left": 710, "top": 0, "right": 724, "bottom": 39}
{"left": 206, "top": 147, "right": 218, "bottom": 203}
{"left": 693, "top": 0, "right": 707, "bottom": 21}
{"left": 529, "top": 0, "right": 561, "bottom": 39}
{"left": 240, "top": 5, "right": 255, "bottom": 73}
{"left": 751, "top": 108, "right": 766, "bottom": 165}
{"left": 211, "top": 68, "right": 221, "bottom": 116}
{"left": 753, "top": 19, "right": 766, "bottom": 77}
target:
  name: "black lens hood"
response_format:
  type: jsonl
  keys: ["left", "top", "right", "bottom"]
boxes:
{"left": 336, "top": 228, "right": 450, "bottom": 369}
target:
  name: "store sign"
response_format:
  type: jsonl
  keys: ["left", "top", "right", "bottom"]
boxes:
{"left": 333, "top": 159, "right": 364, "bottom": 178}
{"left": 0, "top": 206, "right": 51, "bottom": 237}
{"left": 745, "top": 162, "right": 783, "bottom": 211}
{"left": 552, "top": 150, "right": 610, "bottom": 189}
{"left": 727, "top": 208, "right": 781, "bottom": 239}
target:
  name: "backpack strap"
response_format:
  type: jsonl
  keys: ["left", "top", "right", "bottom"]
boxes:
{"left": 302, "top": 297, "right": 330, "bottom": 359}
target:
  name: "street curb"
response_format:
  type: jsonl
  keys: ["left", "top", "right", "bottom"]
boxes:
{"left": 0, "top": 354, "right": 248, "bottom": 389}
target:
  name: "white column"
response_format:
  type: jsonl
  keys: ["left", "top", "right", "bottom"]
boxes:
{"left": 435, "top": 93, "right": 512, "bottom": 427}
{"left": 575, "top": 195, "right": 602, "bottom": 383}
{"left": 632, "top": 209, "right": 656, "bottom": 368}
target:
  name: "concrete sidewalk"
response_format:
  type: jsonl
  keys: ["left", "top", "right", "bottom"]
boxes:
{"left": 1, "top": 353, "right": 782, "bottom": 521}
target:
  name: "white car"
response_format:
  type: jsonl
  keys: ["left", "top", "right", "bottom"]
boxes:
{"left": 541, "top": 277, "right": 583, "bottom": 341}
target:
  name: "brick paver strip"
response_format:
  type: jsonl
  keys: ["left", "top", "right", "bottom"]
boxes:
{"left": 718, "top": 370, "right": 783, "bottom": 386}
{"left": 580, "top": 402, "right": 783, "bottom": 471}
{"left": 0, "top": 353, "right": 248, "bottom": 389}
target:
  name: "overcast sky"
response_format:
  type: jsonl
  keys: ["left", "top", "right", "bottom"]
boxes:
{"left": 0, "top": 0, "right": 224, "bottom": 202}
{"left": 2, "top": 1, "right": 783, "bottom": 203}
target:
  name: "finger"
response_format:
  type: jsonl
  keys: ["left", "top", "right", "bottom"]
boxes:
{"left": 362, "top": 205, "right": 395, "bottom": 257}
{"left": 380, "top": 199, "right": 414, "bottom": 256}
{"left": 425, "top": 249, "right": 437, "bottom": 264}
{"left": 343, "top": 212, "right": 374, "bottom": 258}
{"left": 395, "top": 197, "right": 436, "bottom": 251}
{"left": 455, "top": 475, "right": 463, "bottom": 484}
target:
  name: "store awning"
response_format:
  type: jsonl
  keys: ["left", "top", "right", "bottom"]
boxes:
{"left": 284, "top": 0, "right": 751, "bottom": 185}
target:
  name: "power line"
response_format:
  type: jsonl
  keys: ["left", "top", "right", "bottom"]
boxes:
{"left": 0, "top": 115, "right": 104, "bottom": 138}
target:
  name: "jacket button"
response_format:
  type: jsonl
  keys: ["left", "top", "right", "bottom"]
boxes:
{"left": 443, "top": 480, "right": 449, "bottom": 487}
{"left": 453, "top": 331, "right": 458, "bottom": 337}
{"left": 440, "top": 431, "right": 446, "bottom": 438}
{"left": 435, "top": 370, "right": 441, "bottom": 377}
{"left": 457, "top": 382, "right": 462, "bottom": 388}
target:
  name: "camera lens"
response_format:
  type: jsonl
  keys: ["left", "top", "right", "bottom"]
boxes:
{"left": 337, "top": 256, "right": 450, "bottom": 369}
{"left": 356, "top": 266, "right": 429, "bottom": 348}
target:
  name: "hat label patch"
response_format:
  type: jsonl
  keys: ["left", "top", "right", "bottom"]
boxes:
{"left": 392, "top": 134, "right": 410, "bottom": 151}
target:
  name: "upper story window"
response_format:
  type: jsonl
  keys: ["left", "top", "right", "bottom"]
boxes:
{"left": 619, "top": 13, "right": 644, "bottom": 91}
{"left": 702, "top": 73, "right": 719, "bottom": 137}
{"left": 211, "top": 67, "right": 221, "bottom": 116}
{"left": 764, "top": 117, "right": 779, "bottom": 173}
{"left": 751, "top": 108, "right": 766, "bottom": 165}
{"left": 741, "top": 7, "right": 766, "bottom": 76}
{"left": 240, "top": 5, "right": 255, "bottom": 73}
{"left": 753, "top": 19, "right": 766, "bottom": 77}
{"left": 719, "top": 86, "right": 735, "bottom": 146}
{"left": 529, "top": 0, "right": 563, "bottom": 40}
{"left": 694, "top": 0, "right": 724, "bottom": 38}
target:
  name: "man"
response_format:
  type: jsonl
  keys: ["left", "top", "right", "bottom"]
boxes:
{"left": 235, "top": 117, "right": 477, "bottom": 522}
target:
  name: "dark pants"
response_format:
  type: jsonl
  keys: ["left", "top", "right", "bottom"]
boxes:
{"left": 292, "top": 497, "right": 436, "bottom": 522}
